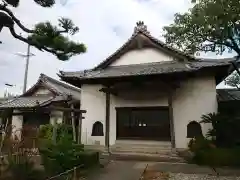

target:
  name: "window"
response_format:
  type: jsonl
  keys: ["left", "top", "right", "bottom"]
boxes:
{"left": 91, "top": 121, "right": 104, "bottom": 136}
{"left": 187, "top": 121, "right": 203, "bottom": 138}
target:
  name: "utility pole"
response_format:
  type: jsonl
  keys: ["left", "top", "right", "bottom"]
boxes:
{"left": 15, "top": 44, "right": 35, "bottom": 94}
{"left": 23, "top": 44, "right": 30, "bottom": 93}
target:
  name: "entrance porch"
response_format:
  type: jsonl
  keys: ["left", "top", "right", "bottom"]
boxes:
{"left": 80, "top": 75, "right": 216, "bottom": 152}
{"left": 81, "top": 80, "right": 177, "bottom": 154}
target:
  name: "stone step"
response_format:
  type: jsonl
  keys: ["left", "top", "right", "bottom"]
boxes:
{"left": 112, "top": 144, "right": 171, "bottom": 149}
{"left": 113, "top": 144, "right": 171, "bottom": 150}
{"left": 115, "top": 140, "right": 171, "bottom": 148}
{"left": 111, "top": 147, "right": 172, "bottom": 155}
{"left": 103, "top": 152, "right": 185, "bottom": 163}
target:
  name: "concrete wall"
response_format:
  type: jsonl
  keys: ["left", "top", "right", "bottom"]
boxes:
{"left": 110, "top": 48, "right": 173, "bottom": 66}
{"left": 80, "top": 75, "right": 217, "bottom": 149}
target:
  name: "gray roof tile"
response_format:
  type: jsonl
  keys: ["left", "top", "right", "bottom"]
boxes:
{"left": 24, "top": 74, "right": 81, "bottom": 100}
{"left": 60, "top": 59, "right": 232, "bottom": 80}
{"left": 0, "top": 96, "right": 54, "bottom": 109}
{"left": 217, "top": 89, "right": 240, "bottom": 102}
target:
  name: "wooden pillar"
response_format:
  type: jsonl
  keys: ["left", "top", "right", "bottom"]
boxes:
{"left": 168, "top": 89, "right": 176, "bottom": 149}
{"left": 78, "top": 104, "right": 82, "bottom": 144}
{"left": 71, "top": 104, "right": 77, "bottom": 142}
{"left": 105, "top": 88, "right": 110, "bottom": 153}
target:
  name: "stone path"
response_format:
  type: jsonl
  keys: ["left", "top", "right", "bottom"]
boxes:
{"left": 86, "top": 161, "right": 143, "bottom": 180}
{"left": 85, "top": 161, "right": 240, "bottom": 180}
{"left": 169, "top": 173, "right": 240, "bottom": 180}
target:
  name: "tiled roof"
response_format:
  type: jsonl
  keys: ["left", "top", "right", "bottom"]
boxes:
{"left": 0, "top": 74, "right": 81, "bottom": 109}
{"left": 24, "top": 74, "right": 81, "bottom": 100}
{"left": 60, "top": 59, "right": 233, "bottom": 80}
{"left": 217, "top": 89, "right": 240, "bottom": 102}
{"left": 0, "top": 96, "right": 54, "bottom": 109}
{"left": 93, "top": 21, "right": 195, "bottom": 70}
{"left": 59, "top": 21, "right": 235, "bottom": 81}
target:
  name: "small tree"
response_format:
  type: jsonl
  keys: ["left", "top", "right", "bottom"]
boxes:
{"left": 163, "top": 0, "right": 240, "bottom": 73}
{"left": 0, "top": 0, "right": 86, "bottom": 60}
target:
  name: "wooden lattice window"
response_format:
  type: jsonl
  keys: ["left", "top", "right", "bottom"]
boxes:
{"left": 91, "top": 121, "right": 104, "bottom": 136}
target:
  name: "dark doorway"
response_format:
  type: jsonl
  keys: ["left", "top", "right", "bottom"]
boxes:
{"left": 116, "top": 107, "right": 170, "bottom": 141}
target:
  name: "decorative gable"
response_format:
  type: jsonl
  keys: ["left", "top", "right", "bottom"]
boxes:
{"left": 32, "top": 87, "right": 53, "bottom": 96}
{"left": 110, "top": 48, "right": 173, "bottom": 66}
{"left": 94, "top": 21, "right": 194, "bottom": 70}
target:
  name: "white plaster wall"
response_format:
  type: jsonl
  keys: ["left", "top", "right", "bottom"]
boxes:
{"left": 110, "top": 48, "right": 174, "bottom": 66}
{"left": 81, "top": 75, "right": 217, "bottom": 149}
{"left": 173, "top": 76, "right": 217, "bottom": 149}
{"left": 12, "top": 110, "right": 23, "bottom": 140}
{"left": 81, "top": 85, "right": 168, "bottom": 146}
{"left": 33, "top": 87, "right": 53, "bottom": 96}
{"left": 80, "top": 84, "right": 106, "bottom": 145}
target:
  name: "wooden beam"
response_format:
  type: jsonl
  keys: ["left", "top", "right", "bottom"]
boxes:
{"left": 78, "top": 104, "right": 83, "bottom": 144}
{"left": 168, "top": 90, "right": 176, "bottom": 149}
{"left": 46, "top": 107, "right": 86, "bottom": 113}
{"left": 10, "top": 111, "right": 86, "bottom": 119}
{"left": 1, "top": 106, "right": 86, "bottom": 114}
{"left": 99, "top": 87, "right": 118, "bottom": 96}
{"left": 71, "top": 104, "right": 77, "bottom": 142}
{"left": 99, "top": 81, "right": 180, "bottom": 94}
{"left": 105, "top": 87, "right": 110, "bottom": 153}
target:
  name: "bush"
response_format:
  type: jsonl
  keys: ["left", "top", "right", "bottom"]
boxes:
{"left": 192, "top": 147, "right": 240, "bottom": 167}
{"left": 38, "top": 124, "right": 73, "bottom": 143}
{"left": 200, "top": 113, "right": 240, "bottom": 148}
{"left": 188, "top": 137, "right": 240, "bottom": 167}
{"left": 39, "top": 137, "right": 99, "bottom": 178}
{"left": 188, "top": 137, "right": 213, "bottom": 153}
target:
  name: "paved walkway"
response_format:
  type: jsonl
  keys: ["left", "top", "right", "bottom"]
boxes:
{"left": 85, "top": 161, "right": 240, "bottom": 180}
{"left": 86, "top": 161, "right": 143, "bottom": 180}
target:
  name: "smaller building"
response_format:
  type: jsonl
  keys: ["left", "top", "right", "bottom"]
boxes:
{"left": 0, "top": 73, "right": 81, "bottom": 140}
{"left": 217, "top": 88, "right": 240, "bottom": 115}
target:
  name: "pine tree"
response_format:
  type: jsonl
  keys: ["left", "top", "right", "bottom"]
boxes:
{"left": 0, "top": 0, "right": 86, "bottom": 60}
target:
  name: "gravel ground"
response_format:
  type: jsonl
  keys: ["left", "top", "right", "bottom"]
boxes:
{"left": 169, "top": 173, "right": 240, "bottom": 180}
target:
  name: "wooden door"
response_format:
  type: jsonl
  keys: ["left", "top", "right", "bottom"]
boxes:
{"left": 116, "top": 107, "right": 171, "bottom": 141}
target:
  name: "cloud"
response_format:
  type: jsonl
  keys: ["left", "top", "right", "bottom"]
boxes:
{"left": 0, "top": 0, "right": 231, "bottom": 95}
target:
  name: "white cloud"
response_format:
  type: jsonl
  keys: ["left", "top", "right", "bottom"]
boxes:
{"left": 0, "top": 0, "right": 233, "bottom": 95}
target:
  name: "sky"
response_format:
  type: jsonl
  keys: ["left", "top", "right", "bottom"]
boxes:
{"left": 0, "top": 0, "right": 235, "bottom": 96}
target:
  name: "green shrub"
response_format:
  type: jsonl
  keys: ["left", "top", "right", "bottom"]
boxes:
{"left": 188, "top": 137, "right": 213, "bottom": 152}
{"left": 200, "top": 113, "right": 240, "bottom": 148}
{"left": 192, "top": 147, "right": 240, "bottom": 167}
{"left": 39, "top": 137, "right": 99, "bottom": 177}
{"left": 38, "top": 124, "right": 73, "bottom": 143}
{"left": 188, "top": 137, "right": 240, "bottom": 167}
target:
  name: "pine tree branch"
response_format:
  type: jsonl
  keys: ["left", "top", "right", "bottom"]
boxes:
{"left": 0, "top": 5, "right": 34, "bottom": 33}
{"left": 8, "top": 25, "right": 68, "bottom": 57}
{"left": 8, "top": 26, "right": 39, "bottom": 47}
